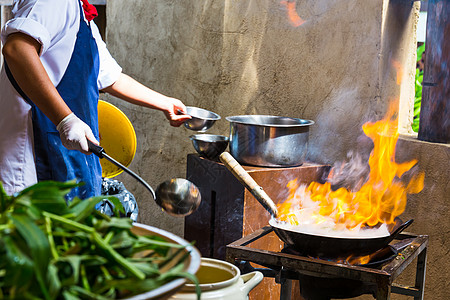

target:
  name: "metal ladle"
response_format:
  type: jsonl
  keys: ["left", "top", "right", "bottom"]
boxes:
{"left": 88, "top": 141, "right": 201, "bottom": 216}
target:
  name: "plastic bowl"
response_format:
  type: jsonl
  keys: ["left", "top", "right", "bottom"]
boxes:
{"left": 184, "top": 107, "right": 221, "bottom": 132}
{"left": 189, "top": 134, "right": 229, "bottom": 160}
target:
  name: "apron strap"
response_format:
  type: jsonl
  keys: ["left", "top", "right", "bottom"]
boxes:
{"left": 4, "top": 61, "right": 32, "bottom": 105}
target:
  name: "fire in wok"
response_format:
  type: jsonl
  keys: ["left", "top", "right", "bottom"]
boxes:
{"left": 221, "top": 103, "right": 424, "bottom": 260}
{"left": 272, "top": 103, "right": 424, "bottom": 258}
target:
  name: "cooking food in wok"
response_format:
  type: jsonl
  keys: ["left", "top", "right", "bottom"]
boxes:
{"left": 219, "top": 152, "right": 415, "bottom": 259}
{"left": 269, "top": 217, "right": 413, "bottom": 258}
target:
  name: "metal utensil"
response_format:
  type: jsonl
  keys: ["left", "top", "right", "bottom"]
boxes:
{"left": 226, "top": 115, "right": 314, "bottom": 167}
{"left": 183, "top": 106, "right": 221, "bottom": 132}
{"left": 155, "top": 178, "right": 202, "bottom": 216}
{"left": 88, "top": 141, "right": 201, "bottom": 216}
{"left": 219, "top": 152, "right": 278, "bottom": 218}
{"left": 189, "top": 134, "right": 229, "bottom": 160}
{"left": 269, "top": 218, "right": 414, "bottom": 258}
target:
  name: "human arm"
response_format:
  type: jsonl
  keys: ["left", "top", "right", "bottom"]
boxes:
{"left": 101, "top": 73, "right": 191, "bottom": 127}
{"left": 2, "top": 33, "right": 70, "bottom": 125}
{"left": 2, "top": 32, "right": 97, "bottom": 153}
{"left": 89, "top": 19, "right": 189, "bottom": 127}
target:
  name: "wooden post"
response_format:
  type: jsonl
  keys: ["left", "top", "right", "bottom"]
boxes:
{"left": 418, "top": 0, "right": 450, "bottom": 143}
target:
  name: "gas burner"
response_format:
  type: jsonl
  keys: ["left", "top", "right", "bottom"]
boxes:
{"left": 226, "top": 226, "right": 428, "bottom": 300}
{"left": 281, "top": 244, "right": 398, "bottom": 268}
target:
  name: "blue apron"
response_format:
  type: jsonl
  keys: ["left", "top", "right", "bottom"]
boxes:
{"left": 5, "top": 2, "right": 101, "bottom": 200}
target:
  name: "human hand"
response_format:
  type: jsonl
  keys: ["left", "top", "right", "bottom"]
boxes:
{"left": 162, "top": 98, "right": 192, "bottom": 127}
{"left": 56, "top": 113, "right": 99, "bottom": 154}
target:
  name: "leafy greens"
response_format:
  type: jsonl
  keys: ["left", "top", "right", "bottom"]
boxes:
{"left": 0, "top": 181, "right": 199, "bottom": 299}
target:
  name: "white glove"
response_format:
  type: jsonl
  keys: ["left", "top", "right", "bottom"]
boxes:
{"left": 56, "top": 113, "right": 98, "bottom": 153}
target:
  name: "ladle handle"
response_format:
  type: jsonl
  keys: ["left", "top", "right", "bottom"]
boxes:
{"left": 88, "top": 140, "right": 156, "bottom": 201}
{"left": 219, "top": 152, "right": 279, "bottom": 218}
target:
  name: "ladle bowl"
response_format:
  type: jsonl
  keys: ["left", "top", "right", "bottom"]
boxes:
{"left": 155, "top": 178, "right": 202, "bottom": 216}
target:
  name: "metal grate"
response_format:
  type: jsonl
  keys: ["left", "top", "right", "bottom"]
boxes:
{"left": 226, "top": 226, "right": 428, "bottom": 300}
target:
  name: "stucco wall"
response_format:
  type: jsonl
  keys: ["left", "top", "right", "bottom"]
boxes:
{"left": 103, "top": 0, "right": 448, "bottom": 298}
{"left": 394, "top": 136, "right": 450, "bottom": 300}
{"left": 104, "top": 0, "right": 390, "bottom": 229}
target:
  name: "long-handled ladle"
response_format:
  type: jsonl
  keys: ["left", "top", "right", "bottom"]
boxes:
{"left": 88, "top": 141, "right": 201, "bottom": 216}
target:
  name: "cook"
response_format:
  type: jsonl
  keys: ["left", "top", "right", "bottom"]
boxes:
{"left": 0, "top": 0, "right": 191, "bottom": 200}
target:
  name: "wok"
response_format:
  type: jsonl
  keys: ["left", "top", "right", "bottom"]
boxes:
{"left": 270, "top": 218, "right": 413, "bottom": 258}
{"left": 219, "top": 152, "right": 414, "bottom": 258}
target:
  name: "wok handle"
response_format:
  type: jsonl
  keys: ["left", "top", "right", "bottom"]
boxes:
{"left": 391, "top": 219, "right": 414, "bottom": 237}
{"left": 219, "top": 152, "right": 279, "bottom": 218}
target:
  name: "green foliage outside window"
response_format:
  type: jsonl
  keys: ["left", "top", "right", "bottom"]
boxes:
{"left": 412, "top": 43, "right": 425, "bottom": 132}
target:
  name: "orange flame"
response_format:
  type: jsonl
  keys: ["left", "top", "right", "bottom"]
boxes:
{"left": 312, "top": 249, "right": 383, "bottom": 265}
{"left": 278, "top": 102, "right": 424, "bottom": 229}
{"left": 347, "top": 254, "right": 372, "bottom": 265}
{"left": 280, "top": 0, "right": 306, "bottom": 27}
{"left": 337, "top": 245, "right": 394, "bottom": 265}
{"left": 333, "top": 253, "right": 372, "bottom": 266}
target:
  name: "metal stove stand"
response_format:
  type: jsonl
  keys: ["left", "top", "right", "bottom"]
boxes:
{"left": 226, "top": 226, "right": 428, "bottom": 300}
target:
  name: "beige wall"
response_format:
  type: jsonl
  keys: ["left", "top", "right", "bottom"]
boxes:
{"left": 103, "top": 0, "right": 448, "bottom": 298}
{"left": 104, "top": 0, "right": 389, "bottom": 227}
{"left": 394, "top": 136, "right": 449, "bottom": 300}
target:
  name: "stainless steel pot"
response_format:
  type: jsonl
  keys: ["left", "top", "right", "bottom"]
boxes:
{"left": 226, "top": 115, "right": 314, "bottom": 167}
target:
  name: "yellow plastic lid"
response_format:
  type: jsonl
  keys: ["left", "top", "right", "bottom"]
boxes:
{"left": 98, "top": 100, "right": 137, "bottom": 178}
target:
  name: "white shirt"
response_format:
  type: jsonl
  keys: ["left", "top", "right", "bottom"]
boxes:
{"left": 0, "top": 0, "right": 122, "bottom": 195}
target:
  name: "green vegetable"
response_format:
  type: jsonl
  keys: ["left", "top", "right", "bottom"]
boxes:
{"left": 412, "top": 43, "right": 425, "bottom": 133}
{"left": 0, "top": 181, "right": 200, "bottom": 299}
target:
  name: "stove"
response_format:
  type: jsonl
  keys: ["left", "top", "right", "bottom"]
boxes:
{"left": 184, "top": 154, "right": 428, "bottom": 299}
{"left": 184, "top": 154, "right": 330, "bottom": 260}
{"left": 226, "top": 226, "right": 428, "bottom": 300}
